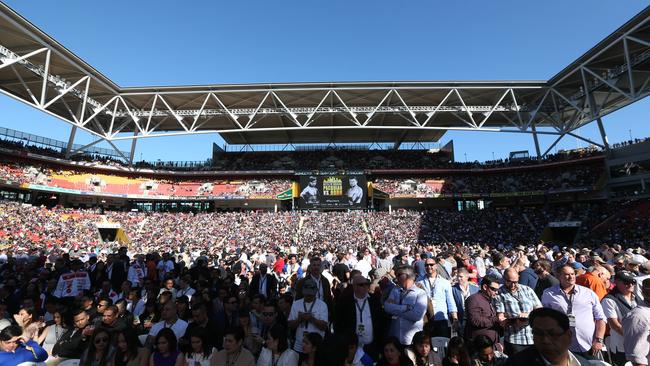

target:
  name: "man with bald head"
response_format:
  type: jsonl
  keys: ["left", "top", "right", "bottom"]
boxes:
{"left": 333, "top": 274, "right": 387, "bottom": 361}
{"left": 493, "top": 267, "right": 542, "bottom": 356}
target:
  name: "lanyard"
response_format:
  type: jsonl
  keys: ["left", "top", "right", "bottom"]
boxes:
{"left": 312, "top": 276, "right": 322, "bottom": 299}
{"left": 302, "top": 300, "right": 316, "bottom": 328}
{"left": 260, "top": 275, "right": 267, "bottom": 294}
{"left": 399, "top": 289, "right": 410, "bottom": 305}
{"left": 427, "top": 277, "right": 438, "bottom": 298}
{"left": 561, "top": 288, "right": 575, "bottom": 314}
{"left": 355, "top": 297, "right": 368, "bottom": 324}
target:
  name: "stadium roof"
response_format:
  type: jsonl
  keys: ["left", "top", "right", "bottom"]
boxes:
{"left": 0, "top": 3, "right": 649, "bottom": 161}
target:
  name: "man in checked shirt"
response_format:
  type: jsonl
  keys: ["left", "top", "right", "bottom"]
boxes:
{"left": 494, "top": 268, "right": 542, "bottom": 356}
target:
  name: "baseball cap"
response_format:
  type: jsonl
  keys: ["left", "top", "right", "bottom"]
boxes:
{"left": 302, "top": 278, "right": 318, "bottom": 296}
{"left": 571, "top": 262, "right": 586, "bottom": 270}
{"left": 614, "top": 270, "right": 636, "bottom": 284}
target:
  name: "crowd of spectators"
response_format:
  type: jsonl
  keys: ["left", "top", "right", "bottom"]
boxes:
{"left": 372, "top": 162, "right": 604, "bottom": 196}
{"left": 0, "top": 198, "right": 650, "bottom": 365}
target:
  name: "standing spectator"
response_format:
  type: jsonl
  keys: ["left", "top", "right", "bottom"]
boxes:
{"left": 623, "top": 278, "right": 650, "bottom": 366}
{"left": 295, "top": 257, "right": 333, "bottom": 311}
{"left": 541, "top": 264, "right": 606, "bottom": 359}
{"left": 333, "top": 274, "right": 386, "bottom": 360}
{"left": 417, "top": 258, "right": 458, "bottom": 337}
{"left": 385, "top": 265, "right": 428, "bottom": 346}
{"left": 505, "top": 307, "right": 609, "bottom": 366}
{"left": 465, "top": 276, "right": 501, "bottom": 345}
{"left": 513, "top": 258, "right": 538, "bottom": 290}
{"left": 486, "top": 254, "right": 509, "bottom": 284}
{"left": 288, "top": 278, "right": 328, "bottom": 354}
{"left": 250, "top": 264, "right": 278, "bottom": 300}
{"left": 452, "top": 268, "right": 479, "bottom": 337}
{"left": 493, "top": 268, "right": 541, "bottom": 356}
{"left": 532, "top": 259, "right": 559, "bottom": 299}
{"left": 576, "top": 266, "right": 609, "bottom": 301}
{"left": 602, "top": 270, "right": 637, "bottom": 366}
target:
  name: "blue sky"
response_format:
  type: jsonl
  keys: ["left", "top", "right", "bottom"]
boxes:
{"left": 0, "top": 0, "right": 649, "bottom": 162}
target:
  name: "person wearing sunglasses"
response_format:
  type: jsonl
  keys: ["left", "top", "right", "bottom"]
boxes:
{"left": 464, "top": 275, "right": 501, "bottom": 345}
{"left": 333, "top": 275, "right": 387, "bottom": 361}
{"left": 80, "top": 327, "right": 115, "bottom": 366}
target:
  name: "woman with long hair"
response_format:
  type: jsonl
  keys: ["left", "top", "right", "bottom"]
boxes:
{"left": 183, "top": 328, "right": 214, "bottom": 366}
{"left": 257, "top": 324, "right": 298, "bottom": 366}
{"left": 238, "top": 307, "right": 263, "bottom": 357}
{"left": 112, "top": 328, "right": 149, "bottom": 366}
{"left": 406, "top": 331, "right": 442, "bottom": 366}
{"left": 299, "top": 332, "right": 323, "bottom": 366}
{"left": 442, "top": 337, "right": 470, "bottom": 366}
{"left": 377, "top": 337, "right": 414, "bottom": 366}
{"left": 13, "top": 306, "right": 43, "bottom": 341}
{"left": 80, "top": 327, "right": 115, "bottom": 366}
{"left": 150, "top": 328, "right": 183, "bottom": 366}
{"left": 36, "top": 309, "right": 67, "bottom": 355}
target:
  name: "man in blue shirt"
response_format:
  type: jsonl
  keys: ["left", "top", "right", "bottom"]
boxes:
{"left": 417, "top": 257, "right": 458, "bottom": 337}
{"left": 385, "top": 265, "right": 428, "bottom": 346}
{"left": 0, "top": 324, "right": 48, "bottom": 365}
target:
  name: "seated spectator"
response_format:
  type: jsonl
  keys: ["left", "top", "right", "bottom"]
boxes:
{"left": 0, "top": 322, "right": 48, "bottom": 365}
{"left": 377, "top": 337, "right": 414, "bottom": 366}
{"left": 51, "top": 308, "right": 93, "bottom": 361}
{"left": 183, "top": 328, "right": 215, "bottom": 366}
{"left": 13, "top": 305, "right": 43, "bottom": 341}
{"left": 471, "top": 335, "right": 507, "bottom": 366}
{"left": 36, "top": 309, "right": 67, "bottom": 355}
{"left": 111, "top": 329, "right": 150, "bottom": 366}
{"left": 299, "top": 332, "right": 323, "bottom": 366}
{"left": 212, "top": 326, "right": 256, "bottom": 366}
{"left": 150, "top": 328, "right": 183, "bottom": 366}
{"left": 80, "top": 327, "right": 115, "bottom": 366}
{"left": 257, "top": 324, "right": 298, "bottom": 366}
{"left": 405, "top": 331, "right": 443, "bottom": 366}
{"left": 442, "top": 337, "right": 471, "bottom": 366}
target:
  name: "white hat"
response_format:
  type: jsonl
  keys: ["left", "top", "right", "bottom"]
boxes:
{"left": 0, "top": 318, "right": 11, "bottom": 332}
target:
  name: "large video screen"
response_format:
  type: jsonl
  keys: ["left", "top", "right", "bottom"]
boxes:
{"left": 298, "top": 175, "right": 367, "bottom": 209}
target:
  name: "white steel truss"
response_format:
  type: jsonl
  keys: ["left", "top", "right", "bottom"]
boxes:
{"left": 0, "top": 3, "right": 649, "bottom": 161}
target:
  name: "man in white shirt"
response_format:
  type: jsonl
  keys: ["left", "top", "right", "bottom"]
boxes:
{"left": 146, "top": 301, "right": 188, "bottom": 346}
{"left": 127, "top": 255, "right": 147, "bottom": 287}
{"left": 176, "top": 275, "right": 196, "bottom": 301}
{"left": 288, "top": 278, "right": 328, "bottom": 353}
{"left": 601, "top": 270, "right": 637, "bottom": 366}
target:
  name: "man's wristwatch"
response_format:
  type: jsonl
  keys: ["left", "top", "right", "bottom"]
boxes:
{"left": 595, "top": 337, "right": 604, "bottom": 344}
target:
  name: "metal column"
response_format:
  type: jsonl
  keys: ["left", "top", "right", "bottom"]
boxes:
{"left": 595, "top": 117, "right": 610, "bottom": 152}
{"left": 64, "top": 125, "right": 77, "bottom": 158}
{"left": 128, "top": 130, "right": 138, "bottom": 165}
{"left": 531, "top": 124, "right": 542, "bottom": 159}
